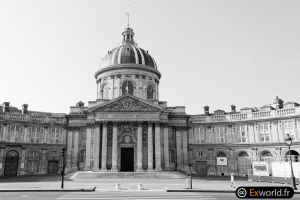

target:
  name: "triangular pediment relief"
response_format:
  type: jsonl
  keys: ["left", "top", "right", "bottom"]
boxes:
{"left": 92, "top": 95, "right": 162, "bottom": 113}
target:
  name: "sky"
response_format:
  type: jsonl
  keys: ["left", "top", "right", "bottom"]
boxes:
{"left": 0, "top": 0, "right": 300, "bottom": 115}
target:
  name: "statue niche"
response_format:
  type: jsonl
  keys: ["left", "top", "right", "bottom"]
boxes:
{"left": 118, "top": 123, "right": 137, "bottom": 144}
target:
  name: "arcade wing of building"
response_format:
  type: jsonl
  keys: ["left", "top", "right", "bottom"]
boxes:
{"left": 0, "top": 27, "right": 299, "bottom": 176}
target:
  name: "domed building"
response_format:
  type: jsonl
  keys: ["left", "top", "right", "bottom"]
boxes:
{"left": 0, "top": 25, "right": 299, "bottom": 180}
{"left": 95, "top": 27, "right": 160, "bottom": 101}
{"left": 66, "top": 26, "right": 190, "bottom": 173}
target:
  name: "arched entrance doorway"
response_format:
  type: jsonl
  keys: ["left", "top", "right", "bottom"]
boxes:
{"left": 284, "top": 150, "right": 299, "bottom": 162}
{"left": 4, "top": 150, "right": 19, "bottom": 176}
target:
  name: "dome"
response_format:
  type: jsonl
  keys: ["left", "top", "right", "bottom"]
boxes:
{"left": 100, "top": 27, "right": 157, "bottom": 69}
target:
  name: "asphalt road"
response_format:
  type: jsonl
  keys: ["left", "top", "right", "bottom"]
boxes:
{"left": 0, "top": 191, "right": 299, "bottom": 200}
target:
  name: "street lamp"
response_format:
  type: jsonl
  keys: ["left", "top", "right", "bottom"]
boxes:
{"left": 188, "top": 149, "right": 193, "bottom": 189}
{"left": 284, "top": 134, "right": 297, "bottom": 190}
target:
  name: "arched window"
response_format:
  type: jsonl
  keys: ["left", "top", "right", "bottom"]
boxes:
{"left": 217, "top": 152, "right": 226, "bottom": 157}
{"left": 238, "top": 151, "right": 249, "bottom": 158}
{"left": 102, "top": 84, "right": 110, "bottom": 99}
{"left": 260, "top": 150, "right": 273, "bottom": 162}
{"left": 147, "top": 85, "right": 154, "bottom": 99}
{"left": 122, "top": 81, "right": 133, "bottom": 95}
{"left": 284, "top": 150, "right": 299, "bottom": 162}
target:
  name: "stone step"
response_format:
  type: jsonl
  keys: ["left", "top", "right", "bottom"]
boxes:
{"left": 71, "top": 171, "right": 187, "bottom": 179}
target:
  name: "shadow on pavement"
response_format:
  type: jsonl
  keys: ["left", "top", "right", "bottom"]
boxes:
{"left": 191, "top": 175, "right": 248, "bottom": 181}
{"left": 0, "top": 174, "right": 73, "bottom": 183}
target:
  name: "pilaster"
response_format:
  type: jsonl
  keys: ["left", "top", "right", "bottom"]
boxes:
{"left": 100, "top": 123, "right": 108, "bottom": 171}
{"left": 111, "top": 123, "right": 118, "bottom": 172}
{"left": 92, "top": 126, "right": 100, "bottom": 171}
{"left": 136, "top": 123, "right": 143, "bottom": 172}
{"left": 84, "top": 127, "right": 92, "bottom": 171}
{"left": 147, "top": 123, "right": 154, "bottom": 171}
{"left": 155, "top": 123, "right": 162, "bottom": 171}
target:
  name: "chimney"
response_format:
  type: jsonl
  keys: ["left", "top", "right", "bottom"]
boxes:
{"left": 22, "top": 104, "right": 28, "bottom": 114}
{"left": 274, "top": 96, "right": 284, "bottom": 109}
{"left": 76, "top": 101, "right": 84, "bottom": 107}
{"left": 231, "top": 105, "right": 236, "bottom": 113}
{"left": 204, "top": 106, "right": 209, "bottom": 115}
{"left": 2, "top": 102, "right": 9, "bottom": 112}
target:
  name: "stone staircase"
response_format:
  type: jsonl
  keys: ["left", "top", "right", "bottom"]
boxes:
{"left": 70, "top": 171, "right": 187, "bottom": 179}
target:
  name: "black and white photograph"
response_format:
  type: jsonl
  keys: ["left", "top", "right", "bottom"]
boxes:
{"left": 0, "top": 0, "right": 300, "bottom": 199}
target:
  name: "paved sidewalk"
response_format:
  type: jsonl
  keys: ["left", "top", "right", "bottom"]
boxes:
{"left": 0, "top": 175, "right": 298, "bottom": 192}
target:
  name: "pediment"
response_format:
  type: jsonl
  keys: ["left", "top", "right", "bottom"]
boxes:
{"left": 92, "top": 95, "right": 162, "bottom": 113}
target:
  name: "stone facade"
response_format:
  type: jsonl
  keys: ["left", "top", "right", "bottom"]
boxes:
{"left": 1, "top": 26, "right": 299, "bottom": 177}
{"left": 189, "top": 99, "right": 300, "bottom": 176}
{"left": 0, "top": 103, "right": 66, "bottom": 176}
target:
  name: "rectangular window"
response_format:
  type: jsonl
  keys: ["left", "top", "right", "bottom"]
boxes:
{"left": 30, "top": 126, "right": 41, "bottom": 144}
{"left": 215, "top": 126, "right": 225, "bottom": 143}
{"left": 258, "top": 122, "right": 270, "bottom": 142}
{"left": 282, "top": 121, "right": 295, "bottom": 138}
{"left": 206, "top": 127, "right": 212, "bottom": 143}
{"left": 236, "top": 125, "right": 247, "bottom": 143}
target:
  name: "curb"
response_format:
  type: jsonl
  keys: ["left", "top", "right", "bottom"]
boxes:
{"left": 166, "top": 189, "right": 234, "bottom": 193}
{"left": 166, "top": 189, "right": 300, "bottom": 194}
{"left": 0, "top": 187, "right": 96, "bottom": 192}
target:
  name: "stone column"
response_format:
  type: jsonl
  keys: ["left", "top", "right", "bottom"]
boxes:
{"left": 111, "top": 123, "right": 118, "bottom": 172}
{"left": 72, "top": 130, "right": 79, "bottom": 170}
{"left": 40, "top": 149, "right": 47, "bottom": 174}
{"left": 84, "top": 127, "right": 92, "bottom": 171}
{"left": 137, "top": 123, "right": 143, "bottom": 172}
{"left": 101, "top": 123, "right": 108, "bottom": 171}
{"left": 182, "top": 129, "right": 189, "bottom": 170}
{"left": 92, "top": 126, "right": 100, "bottom": 171}
{"left": 155, "top": 123, "right": 162, "bottom": 171}
{"left": 19, "top": 148, "right": 26, "bottom": 175}
{"left": 147, "top": 123, "right": 154, "bottom": 171}
{"left": 176, "top": 128, "right": 183, "bottom": 170}
{"left": 163, "top": 125, "right": 170, "bottom": 170}
{"left": 66, "top": 130, "right": 73, "bottom": 169}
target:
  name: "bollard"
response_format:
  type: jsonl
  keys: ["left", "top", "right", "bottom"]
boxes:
{"left": 185, "top": 178, "right": 191, "bottom": 189}
{"left": 115, "top": 183, "right": 120, "bottom": 190}
{"left": 138, "top": 183, "right": 143, "bottom": 190}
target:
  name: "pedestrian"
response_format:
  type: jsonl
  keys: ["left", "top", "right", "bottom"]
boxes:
{"left": 230, "top": 173, "right": 236, "bottom": 188}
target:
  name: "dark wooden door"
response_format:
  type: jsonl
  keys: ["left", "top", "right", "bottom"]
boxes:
{"left": 195, "top": 161, "right": 207, "bottom": 176}
{"left": 4, "top": 151, "right": 19, "bottom": 176}
{"left": 48, "top": 161, "right": 59, "bottom": 175}
{"left": 121, "top": 148, "right": 134, "bottom": 172}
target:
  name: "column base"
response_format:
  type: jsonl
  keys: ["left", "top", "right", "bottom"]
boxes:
{"left": 155, "top": 167, "right": 163, "bottom": 172}
{"left": 83, "top": 166, "right": 91, "bottom": 171}
{"left": 147, "top": 168, "right": 154, "bottom": 172}
{"left": 136, "top": 168, "right": 144, "bottom": 172}
{"left": 110, "top": 167, "right": 118, "bottom": 172}
{"left": 100, "top": 168, "right": 108, "bottom": 172}
{"left": 92, "top": 168, "right": 100, "bottom": 172}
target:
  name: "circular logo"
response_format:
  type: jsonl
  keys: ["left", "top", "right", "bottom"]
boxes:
{"left": 236, "top": 188, "right": 247, "bottom": 198}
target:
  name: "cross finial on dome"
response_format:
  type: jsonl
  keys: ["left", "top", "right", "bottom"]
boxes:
{"left": 125, "top": 4, "right": 130, "bottom": 28}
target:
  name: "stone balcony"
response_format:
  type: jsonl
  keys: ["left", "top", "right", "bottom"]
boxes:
{"left": 191, "top": 107, "right": 300, "bottom": 123}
